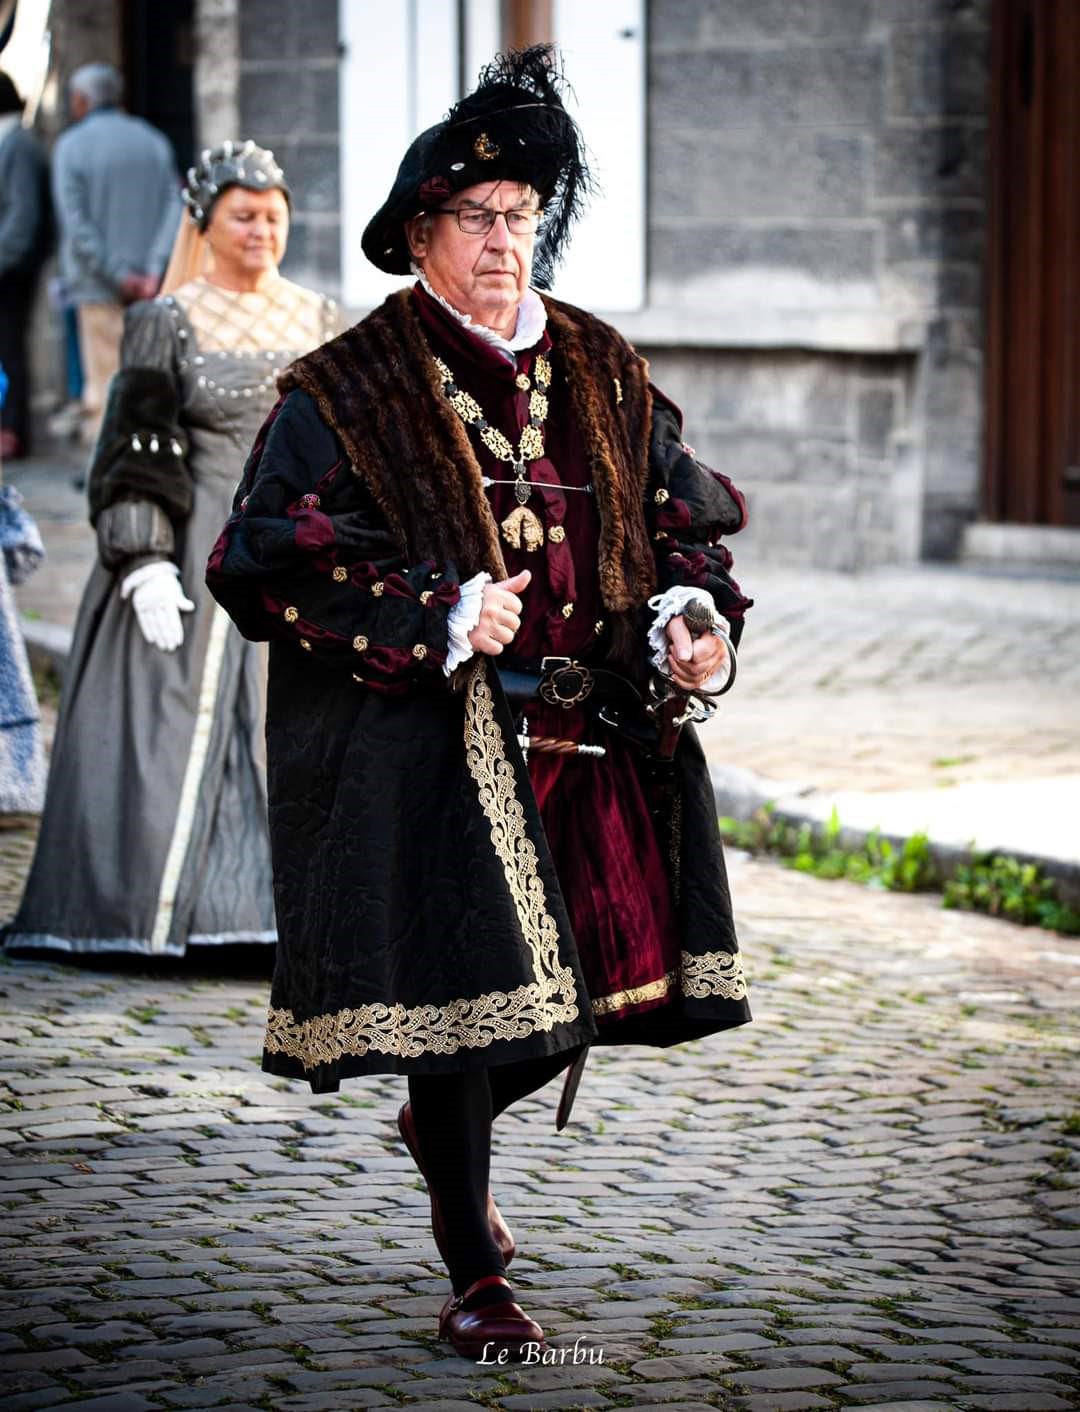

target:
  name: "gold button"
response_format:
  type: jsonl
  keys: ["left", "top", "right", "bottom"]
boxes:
{"left": 412, "top": 643, "right": 427, "bottom": 660}
{"left": 372, "top": 581, "right": 385, "bottom": 597}
{"left": 353, "top": 635, "right": 368, "bottom": 652}
{"left": 654, "top": 488, "right": 670, "bottom": 505}
{"left": 420, "top": 590, "right": 433, "bottom": 605}
{"left": 548, "top": 524, "right": 566, "bottom": 544}
{"left": 654, "top": 530, "right": 666, "bottom": 541}
{"left": 515, "top": 372, "right": 530, "bottom": 391}
{"left": 561, "top": 602, "right": 574, "bottom": 619}
{"left": 352, "top": 673, "right": 364, "bottom": 684}
{"left": 332, "top": 566, "right": 347, "bottom": 583}
{"left": 284, "top": 606, "right": 299, "bottom": 623}
{"left": 595, "top": 619, "right": 605, "bottom": 635}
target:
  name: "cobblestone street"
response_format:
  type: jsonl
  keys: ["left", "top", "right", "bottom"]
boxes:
{"left": 3, "top": 851, "right": 1079, "bottom": 1412}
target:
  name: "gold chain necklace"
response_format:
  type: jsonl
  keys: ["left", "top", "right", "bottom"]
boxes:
{"left": 435, "top": 353, "right": 553, "bottom": 550}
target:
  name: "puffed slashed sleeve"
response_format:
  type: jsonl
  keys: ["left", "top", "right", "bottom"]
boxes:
{"left": 206, "top": 389, "right": 462, "bottom": 695}
{"left": 646, "top": 387, "right": 752, "bottom": 647}
{"left": 86, "top": 300, "right": 192, "bottom": 572}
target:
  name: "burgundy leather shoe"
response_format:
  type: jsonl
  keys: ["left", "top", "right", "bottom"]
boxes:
{"left": 439, "top": 1274, "right": 544, "bottom": 1362}
{"left": 397, "top": 1103, "right": 516, "bottom": 1266}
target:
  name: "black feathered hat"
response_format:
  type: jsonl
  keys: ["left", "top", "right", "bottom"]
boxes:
{"left": 361, "top": 45, "right": 592, "bottom": 289}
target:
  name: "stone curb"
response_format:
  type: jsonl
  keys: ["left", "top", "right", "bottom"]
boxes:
{"left": 711, "top": 763, "right": 1080, "bottom": 908}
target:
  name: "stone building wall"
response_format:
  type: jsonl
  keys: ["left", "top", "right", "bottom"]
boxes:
{"left": 233, "top": 0, "right": 341, "bottom": 293}
{"left": 645, "top": 347, "right": 916, "bottom": 571}
{"left": 636, "top": 0, "right": 991, "bottom": 566}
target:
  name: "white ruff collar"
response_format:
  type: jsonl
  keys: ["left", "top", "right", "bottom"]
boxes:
{"left": 414, "top": 269, "right": 547, "bottom": 363}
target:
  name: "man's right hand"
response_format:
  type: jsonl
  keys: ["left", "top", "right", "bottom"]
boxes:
{"left": 467, "top": 569, "right": 531, "bottom": 655}
{"left": 118, "top": 273, "right": 160, "bottom": 305}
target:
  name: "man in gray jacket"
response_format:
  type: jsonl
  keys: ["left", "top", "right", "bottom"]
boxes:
{"left": 0, "top": 71, "right": 50, "bottom": 459}
{"left": 52, "top": 63, "right": 180, "bottom": 445}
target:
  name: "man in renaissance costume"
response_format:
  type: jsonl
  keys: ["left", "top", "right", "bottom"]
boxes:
{"left": 208, "top": 47, "right": 752, "bottom": 1361}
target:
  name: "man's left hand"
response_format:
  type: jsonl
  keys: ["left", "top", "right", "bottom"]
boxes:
{"left": 664, "top": 614, "right": 728, "bottom": 692}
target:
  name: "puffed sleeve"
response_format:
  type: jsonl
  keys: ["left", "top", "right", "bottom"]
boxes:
{"left": 86, "top": 300, "right": 192, "bottom": 572}
{"left": 206, "top": 390, "right": 462, "bottom": 695}
{"left": 646, "top": 388, "right": 752, "bottom": 645}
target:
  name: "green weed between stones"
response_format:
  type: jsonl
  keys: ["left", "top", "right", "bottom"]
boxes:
{"left": 721, "top": 805, "right": 1080, "bottom": 935}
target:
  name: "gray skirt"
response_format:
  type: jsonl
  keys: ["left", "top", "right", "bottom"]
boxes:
{"left": 5, "top": 479, "right": 275, "bottom": 956}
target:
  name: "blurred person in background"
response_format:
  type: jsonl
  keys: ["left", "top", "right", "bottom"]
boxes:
{"left": 0, "top": 71, "right": 50, "bottom": 460}
{"left": 208, "top": 49, "right": 751, "bottom": 1361}
{"left": 4, "top": 141, "right": 338, "bottom": 957}
{"left": 51, "top": 62, "right": 180, "bottom": 446}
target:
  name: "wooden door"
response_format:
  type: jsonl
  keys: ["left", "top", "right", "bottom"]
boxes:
{"left": 986, "top": 0, "right": 1080, "bottom": 526}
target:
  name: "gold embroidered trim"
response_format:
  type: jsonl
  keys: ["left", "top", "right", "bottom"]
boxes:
{"left": 463, "top": 661, "right": 581, "bottom": 1028}
{"left": 590, "top": 948, "right": 748, "bottom": 1018}
{"left": 592, "top": 971, "right": 675, "bottom": 1017}
{"left": 262, "top": 659, "right": 581, "bottom": 1070}
{"left": 681, "top": 948, "right": 748, "bottom": 1001}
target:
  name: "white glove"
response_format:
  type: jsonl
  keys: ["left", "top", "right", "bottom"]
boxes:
{"left": 120, "top": 561, "right": 195, "bottom": 652}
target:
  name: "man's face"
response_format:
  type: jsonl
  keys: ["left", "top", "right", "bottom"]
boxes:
{"left": 405, "top": 180, "right": 541, "bottom": 329}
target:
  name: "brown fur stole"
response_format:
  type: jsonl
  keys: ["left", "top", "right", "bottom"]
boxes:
{"left": 277, "top": 289, "right": 656, "bottom": 615}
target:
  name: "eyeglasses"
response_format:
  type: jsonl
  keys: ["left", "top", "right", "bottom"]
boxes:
{"left": 430, "top": 206, "right": 543, "bottom": 235}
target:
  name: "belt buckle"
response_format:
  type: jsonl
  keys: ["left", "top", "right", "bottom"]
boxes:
{"left": 539, "top": 657, "right": 594, "bottom": 709}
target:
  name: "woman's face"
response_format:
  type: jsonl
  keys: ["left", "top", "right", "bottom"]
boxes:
{"left": 205, "top": 186, "right": 289, "bottom": 280}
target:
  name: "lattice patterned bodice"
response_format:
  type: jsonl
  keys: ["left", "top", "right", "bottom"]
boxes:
{"left": 171, "top": 276, "right": 334, "bottom": 354}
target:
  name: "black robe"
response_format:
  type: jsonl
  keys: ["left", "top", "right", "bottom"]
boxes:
{"left": 207, "top": 289, "right": 752, "bottom": 1092}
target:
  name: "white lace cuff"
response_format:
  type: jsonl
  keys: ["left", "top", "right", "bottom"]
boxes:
{"left": 444, "top": 572, "right": 491, "bottom": 674}
{"left": 647, "top": 586, "right": 733, "bottom": 691}
{"left": 119, "top": 559, "right": 180, "bottom": 600}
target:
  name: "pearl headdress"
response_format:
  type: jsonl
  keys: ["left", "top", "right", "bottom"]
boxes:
{"left": 182, "top": 139, "right": 290, "bottom": 230}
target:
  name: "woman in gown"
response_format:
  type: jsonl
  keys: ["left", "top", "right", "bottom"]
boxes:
{"left": 5, "top": 140, "right": 338, "bottom": 956}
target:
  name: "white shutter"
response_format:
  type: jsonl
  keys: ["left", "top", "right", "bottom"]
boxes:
{"left": 339, "top": 0, "right": 644, "bottom": 313}
{"left": 549, "top": 0, "right": 645, "bottom": 312}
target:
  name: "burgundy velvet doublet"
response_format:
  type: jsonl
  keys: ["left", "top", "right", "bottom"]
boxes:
{"left": 414, "top": 290, "right": 679, "bottom": 1025}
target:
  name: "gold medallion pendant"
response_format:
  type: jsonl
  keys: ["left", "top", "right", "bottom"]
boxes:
{"left": 501, "top": 505, "right": 545, "bottom": 551}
